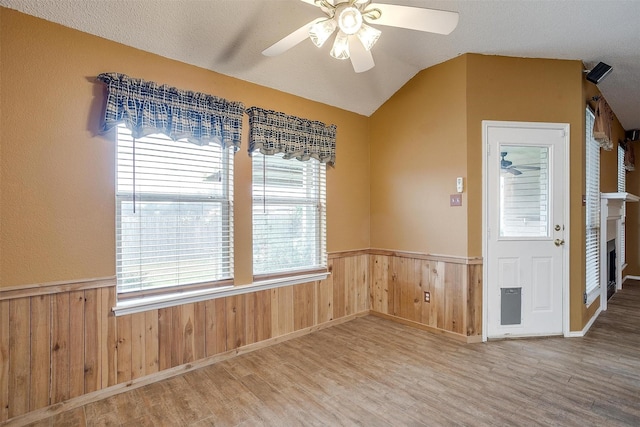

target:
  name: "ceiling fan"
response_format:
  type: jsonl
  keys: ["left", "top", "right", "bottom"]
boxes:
{"left": 262, "top": 0, "right": 459, "bottom": 73}
{"left": 500, "top": 152, "right": 542, "bottom": 176}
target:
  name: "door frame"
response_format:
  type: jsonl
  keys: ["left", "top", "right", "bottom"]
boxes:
{"left": 482, "top": 120, "right": 571, "bottom": 341}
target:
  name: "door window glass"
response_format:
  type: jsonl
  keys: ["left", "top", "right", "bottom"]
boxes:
{"left": 499, "top": 145, "right": 549, "bottom": 237}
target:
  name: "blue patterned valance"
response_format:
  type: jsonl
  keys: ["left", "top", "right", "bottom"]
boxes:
{"left": 97, "top": 73, "right": 244, "bottom": 150}
{"left": 246, "top": 107, "right": 336, "bottom": 166}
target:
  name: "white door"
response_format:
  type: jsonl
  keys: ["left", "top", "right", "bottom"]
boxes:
{"left": 485, "top": 121, "right": 568, "bottom": 338}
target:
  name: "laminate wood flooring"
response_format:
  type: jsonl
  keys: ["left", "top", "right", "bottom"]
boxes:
{"left": 25, "top": 282, "right": 640, "bottom": 426}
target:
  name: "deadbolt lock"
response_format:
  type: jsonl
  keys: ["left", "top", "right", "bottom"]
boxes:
{"left": 554, "top": 225, "right": 561, "bottom": 231}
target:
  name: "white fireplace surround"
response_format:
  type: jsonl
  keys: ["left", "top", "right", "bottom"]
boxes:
{"left": 599, "top": 192, "right": 639, "bottom": 311}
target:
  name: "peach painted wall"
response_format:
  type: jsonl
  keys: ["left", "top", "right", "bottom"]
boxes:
{"left": 0, "top": 8, "right": 370, "bottom": 288}
{"left": 369, "top": 56, "right": 469, "bottom": 256}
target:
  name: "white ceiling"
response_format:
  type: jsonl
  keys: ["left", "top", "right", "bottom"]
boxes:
{"left": 2, "top": 0, "right": 640, "bottom": 129}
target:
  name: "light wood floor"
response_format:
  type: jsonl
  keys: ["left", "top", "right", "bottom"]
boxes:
{"left": 26, "top": 282, "right": 640, "bottom": 426}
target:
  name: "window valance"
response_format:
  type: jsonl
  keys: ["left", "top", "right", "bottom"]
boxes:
{"left": 593, "top": 96, "right": 613, "bottom": 151}
{"left": 246, "top": 107, "right": 336, "bottom": 166}
{"left": 97, "top": 73, "right": 244, "bottom": 150}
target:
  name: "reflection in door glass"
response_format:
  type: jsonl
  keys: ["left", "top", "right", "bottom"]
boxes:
{"left": 499, "top": 146, "right": 549, "bottom": 237}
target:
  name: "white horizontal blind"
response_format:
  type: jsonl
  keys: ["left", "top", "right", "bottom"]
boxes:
{"left": 585, "top": 108, "right": 600, "bottom": 297}
{"left": 499, "top": 147, "right": 549, "bottom": 237}
{"left": 618, "top": 143, "right": 626, "bottom": 266}
{"left": 116, "top": 125, "right": 233, "bottom": 294}
{"left": 252, "top": 152, "right": 326, "bottom": 276}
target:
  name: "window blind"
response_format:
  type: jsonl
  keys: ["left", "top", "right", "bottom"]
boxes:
{"left": 116, "top": 125, "right": 233, "bottom": 294}
{"left": 618, "top": 143, "right": 626, "bottom": 266}
{"left": 252, "top": 152, "right": 326, "bottom": 276}
{"left": 585, "top": 108, "right": 600, "bottom": 298}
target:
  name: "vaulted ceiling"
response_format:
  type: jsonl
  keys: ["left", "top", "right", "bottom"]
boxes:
{"left": 2, "top": 0, "right": 640, "bottom": 129}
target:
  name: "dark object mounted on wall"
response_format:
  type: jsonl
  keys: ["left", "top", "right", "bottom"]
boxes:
{"left": 626, "top": 129, "right": 640, "bottom": 141}
{"left": 586, "top": 62, "right": 613, "bottom": 84}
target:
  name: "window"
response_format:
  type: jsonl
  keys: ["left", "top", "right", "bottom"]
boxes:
{"left": 585, "top": 107, "right": 600, "bottom": 302}
{"left": 252, "top": 152, "right": 327, "bottom": 277}
{"left": 618, "top": 143, "right": 626, "bottom": 266}
{"left": 499, "top": 146, "right": 549, "bottom": 238}
{"left": 116, "top": 125, "right": 233, "bottom": 296}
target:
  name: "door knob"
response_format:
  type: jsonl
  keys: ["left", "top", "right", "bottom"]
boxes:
{"left": 554, "top": 239, "right": 565, "bottom": 247}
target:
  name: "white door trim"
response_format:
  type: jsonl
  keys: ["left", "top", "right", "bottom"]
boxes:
{"left": 482, "top": 120, "right": 570, "bottom": 342}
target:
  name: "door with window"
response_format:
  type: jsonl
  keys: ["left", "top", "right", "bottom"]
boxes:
{"left": 485, "top": 121, "right": 568, "bottom": 338}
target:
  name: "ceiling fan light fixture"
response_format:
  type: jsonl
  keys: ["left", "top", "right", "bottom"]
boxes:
{"left": 338, "top": 6, "right": 363, "bottom": 35}
{"left": 309, "top": 19, "right": 337, "bottom": 47}
{"left": 356, "top": 23, "right": 381, "bottom": 51}
{"left": 330, "top": 31, "right": 350, "bottom": 60}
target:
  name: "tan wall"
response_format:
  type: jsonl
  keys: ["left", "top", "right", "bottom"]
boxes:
{"left": 369, "top": 56, "right": 469, "bottom": 256}
{"left": 0, "top": 8, "right": 370, "bottom": 288}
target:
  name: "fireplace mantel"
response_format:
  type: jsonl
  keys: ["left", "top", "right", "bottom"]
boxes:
{"left": 599, "top": 192, "right": 639, "bottom": 310}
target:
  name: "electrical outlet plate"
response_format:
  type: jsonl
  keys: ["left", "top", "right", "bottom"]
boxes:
{"left": 424, "top": 291, "right": 431, "bottom": 303}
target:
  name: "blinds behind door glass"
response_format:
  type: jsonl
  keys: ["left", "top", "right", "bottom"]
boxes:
{"left": 252, "top": 153, "right": 326, "bottom": 276}
{"left": 499, "top": 146, "right": 549, "bottom": 238}
{"left": 585, "top": 108, "right": 600, "bottom": 296}
{"left": 116, "top": 126, "right": 233, "bottom": 293}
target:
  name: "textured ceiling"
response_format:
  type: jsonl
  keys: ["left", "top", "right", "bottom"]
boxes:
{"left": 2, "top": 0, "right": 640, "bottom": 129}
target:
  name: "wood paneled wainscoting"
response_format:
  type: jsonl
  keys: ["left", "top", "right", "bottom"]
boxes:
{"left": 368, "top": 250, "right": 483, "bottom": 343}
{"left": 0, "top": 250, "right": 480, "bottom": 425}
{"left": 0, "top": 253, "right": 369, "bottom": 425}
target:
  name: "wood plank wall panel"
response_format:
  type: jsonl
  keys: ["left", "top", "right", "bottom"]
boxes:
{"left": 0, "top": 253, "right": 369, "bottom": 423}
{"left": 345, "top": 255, "right": 368, "bottom": 315}
{"left": 0, "top": 300, "right": 10, "bottom": 422}
{"left": 467, "top": 264, "right": 483, "bottom": 337}
{"left": 101, "top": 287, "right": 118, "bottom": 388}
{"left": 144, "top": 310, "right": 159, "bottom": 376}
{"left": 130, "top": 312, "right": 146, "bottom": 379}
{"left": 293, "top": 282, "right": 316, "bottom": 331}
{"left": 84, "top": 290, "right": 101, "bottom": 394}
{"left": 29, "top": 295, "right": 50, "bottom": 411}
{"left": 368, "top": 254, "right": 482, "bottom": 340}
{"left": 51, "top": 293, "right": 70, "bottom": 404}
{"left": 317, "top": 265, "right": 334, "bottom": 323}
{"left": 204, "top": 298, "right": 226, "bottom": 356}
{"left": 8, "top": 298, "right": 30, "bottom": 419}
{"left": 431, "top": 261, "right": 446, "bottom": 329}
{"left": 369, "top": 255, "right": 389, "bottom": 313}
{"left": 68, "top": 291, "right": 85, "bottom": 399}
{"left": 331, "top": 258, "right": 346, "bottom": 319}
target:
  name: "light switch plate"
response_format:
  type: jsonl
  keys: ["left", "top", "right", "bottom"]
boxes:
{"left": 450, "top": 194, "right": 462, "bottom": 206}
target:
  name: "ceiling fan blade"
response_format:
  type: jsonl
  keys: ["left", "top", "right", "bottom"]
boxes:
{"left": 300, "top": 0, "right": 335, "bottom": 11}
{"left": 262, "top": 19, "right": 323, "bottom": 57}
{"left": 505, "top": 167, "right": 522, "bottom": 176}
{"left": 348, "top": 36, "right": 375, "bottom": 73}
{"left": 368, "top": 3, "right": 459, "bottom": 35}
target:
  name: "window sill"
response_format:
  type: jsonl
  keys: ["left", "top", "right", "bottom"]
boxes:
{"left": 585, "top": 286, "right": 600, "bottom": 308}
{"left": 112, "top": 271, "right": 330, "bottom": 316}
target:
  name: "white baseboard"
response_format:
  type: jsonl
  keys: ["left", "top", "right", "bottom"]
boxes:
{"left": 623, "top": 274, "right": 640, "bottom": 282}
{"left": 565, "top": 306, "right": 602, "bottom": 337}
